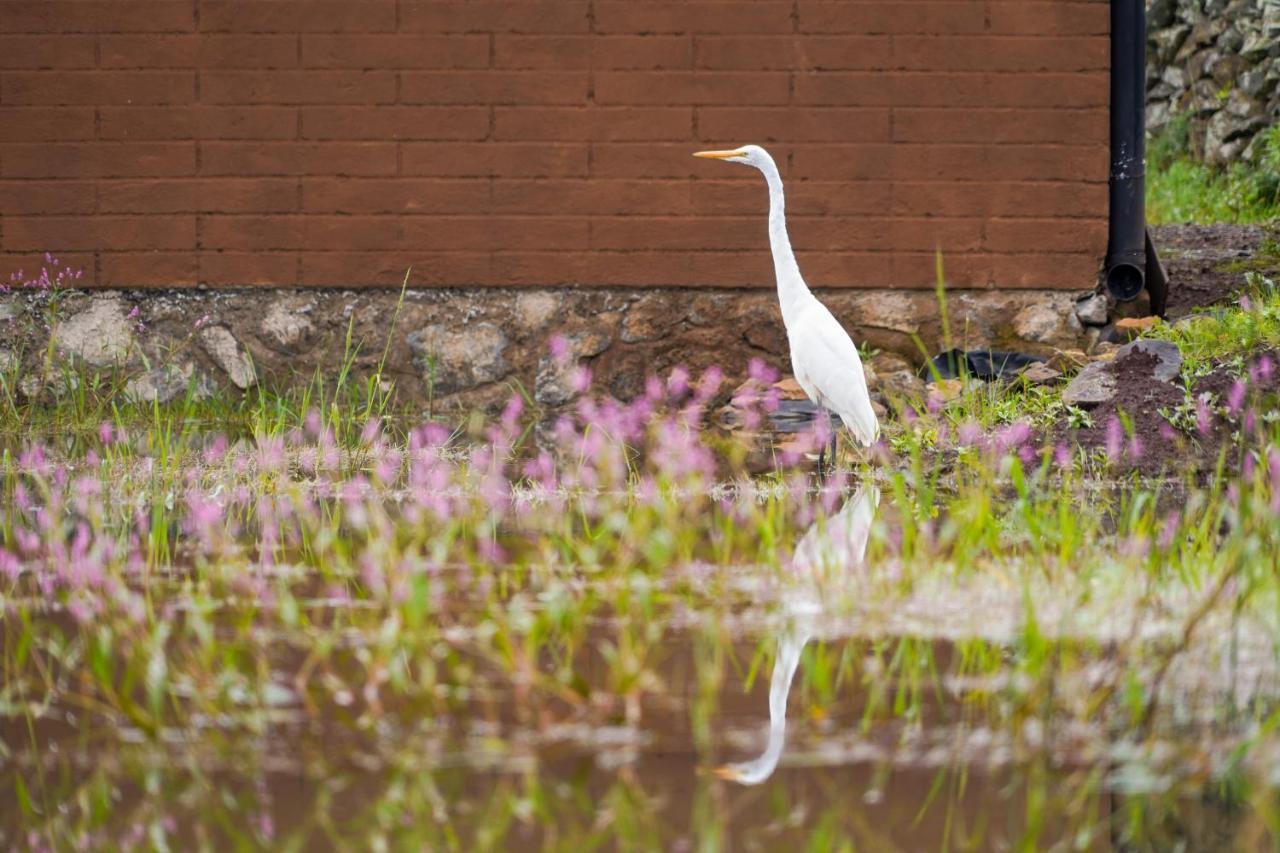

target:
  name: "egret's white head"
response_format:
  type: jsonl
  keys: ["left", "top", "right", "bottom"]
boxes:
{"left": 693, "top": 144, "right": 774, "bottom": 171}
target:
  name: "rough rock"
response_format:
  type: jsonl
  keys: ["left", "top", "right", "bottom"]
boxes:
{"left": 125, "top": 363, "right": 213, "bottom": 404}
{"left": 1074, "top": 293, "right": 1110, "bottom": 326}
{"left": 621, "top": 293, "right": 675, "bottom": 343}
{"left": 1020, "top": 362, "right": 1064, "bottom": 385}
{"left": 534, "top": 330, "right": 611, "bottom": 406}
{"left": 1115, "top": 338, "right": 1183, "bottom": 382}
{"left": 1061, "top": 362, "right": 1117, "bottom": 407}
{"left": 199, "top": 325, "right": 257, "bottom": 389}
{"left": 1012, "top": 300, "right": 1070, "bottom": 344}
{"left": 52, "top": 297, "right": 134, "bottom": 367}
{"left": 259, "top": 299, "right": 315, "bottom": 351}
{"left": 1146, "top": 0, "right": 1279, "bottom": 164}
{"left": 407, "top": 322, "right": 508, "bottom": 394}
{"left": 515, "top": 291, "right": 560, "bottom": 331}
{"left": 857, "top": 293, "right": 921, "bottom": 335}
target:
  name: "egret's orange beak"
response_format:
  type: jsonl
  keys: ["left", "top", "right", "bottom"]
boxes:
{"left": 693, "top": 148, "right": 746, "bottom": 159}
{"left": 712, "top": 765, "right": 740, "bottom": 781}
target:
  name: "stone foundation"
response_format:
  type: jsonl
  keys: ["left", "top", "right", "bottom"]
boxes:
{"left": 2, "top": 284, "right": 1110, "bottom": 412}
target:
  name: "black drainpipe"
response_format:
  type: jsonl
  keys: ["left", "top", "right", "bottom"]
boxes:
{"left": 1106, "top": 0, "right": 1169, "bottom": 314}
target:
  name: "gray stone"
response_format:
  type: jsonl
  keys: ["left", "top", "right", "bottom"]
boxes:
{"left": 515, "top": 291, "right": 560, "bottom": 330}
{"left": 53, "top": 296, "right": 134, "bottom": 367}
{"left": 1074, "top": 293, "right": 1110, "bottom": 326}
{"left": 1149, "top": 0, "right": 1176, "bottom": 29}
{"left": 0, "top": 298, "right": 20, "bottom": 323}
{"left": 407, "top": 322, "right": 508, "bottom": 394}
{"left": 1115, "top": 338, "right": 1183, "bottom": 382}
{"left": 1019, "top": 362, "right": 1063, "bottom": 385}
{"left": 1061, "top": 362, "right": 1117, "bottom": 407}
{"left": 878, "top": 369, "right": 926, "bottom": 403}
{"left": 199, "top": 325, "right": 257, "bottom": 389}
{"left": 621, "top": 293, "right": 675, "bottom": 343}
{"left": 259, "top": 299, "right": 314, "bottom": 351}
{"left": 855, "top": 292, "right": 921, "bottom": 335}
{"left": 125, "top": 363, "right": 213, "bottom": 404}
{"left": 1012, "top": 300, "right": 1070, "bottom": 344}
{"left": 533, "top": 330, "right": 611, "bottom": 405}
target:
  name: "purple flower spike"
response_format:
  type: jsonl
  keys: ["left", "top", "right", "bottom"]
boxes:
{"left": 1104, "top": 415, "right": 1123, "bottom": 462}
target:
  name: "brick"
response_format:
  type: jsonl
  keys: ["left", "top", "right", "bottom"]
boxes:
{"left": 593, "top": 215, "right": 979, "bottom": 254}
{"left": 797, "top": 2, "right": 986, "bottom": 34}
{"left": 0, "top": 36, "right": 96, "bottom": 68}
{"left": 793, "top": 72, "right": 1109, "bottom": 108}
{"left": 493, "top": 180, "right": 692, "bottom": 215}
{"left": 591, "top": 217, "right": 761, "bottom": 251}
{"left": 400, "top": 2, "right": 589, "bottom": 34}
{"left": 98, "top": 35, "right": 300, "bottom": 68}
{"left": 592, "top": 143, "right": 732, "bottom": 178}
{"left": 494, "top": 35, "right": 693, "bottom": 70}
{"left": 201, "top": 71, "right": 396, "bottom": 104}
{"left": 800, "top": 252, "right": 895, "bottom": 287}
{"left": 99, "top": 107, "right": 297, "bottom": 140}
{"left": 693, "top": 180, "right": 894, "bottom": 217}
{"left": 401, "top": 72, "right": 589, "bottom": 105}
{"left": 301, "top": 178, "right": 490, "bottom": 214}
{"left": 594, "top": 2, "right": 793, "bottom": 34}
{"left": 0, "top": 252, "right": 96, "bottom": 286}
{"left": 200, "top": 1, "right": 396, "bottom": 32}
{"left": 892, "top": 109, "right": 1108, "bottom": 144}
{"left": 0, "top": 2, "right": 194, "bottom": 33}
{"left": 300, "top": 106, "right": 489, "bottom": 140}
{"left": 403, "top": 143, "right": 588, "bottom": 177}
{"left": 98, "top": 252, "right": 197, "bottom": 286}
{"left": 984, "top": 219, "right": 1109, "bottom": 253}
{"left": 199, "top": 142, "right": 397, "bottom": 176}
{"left": 791, "top": 144, "right": 1107, "bottom": 183}
{"left": 201, "top": 216, "right": 306, "bottom": 250}
{"left": 0, "top": 181, "right": 96, "bottom": 214}
{"left": 282, "top": 216, "right": 590, "bottom": 251}
{"left": 699, "top": 108, "right": 891, "bottom": 143}
{"left": 201, "top": 252, "right": 298, "bottom": 286}
{"left": 695, "top": 36, "right": 892, "bottom": 70}
{"left": 797, "top": 217, "right": 984, "bottom": 253}
{"left": 595, "top": 72, "right": 789, "bottom": 105}
{"left": 988, "top": 2, "right": 1109, "bottom": 36}
{"left": 893, "top": 37, "right": 1109, "bottom": 73}
{"left": 1, "top": 72, "right": 194, "bottom": 105}
{"left": 301, "top": 252, "right": 491, "bottom": 286}
{"left": 3, "top": 215, "right": 195, "bottom": 250}
{"left": 891, "top": 182, "right": 1107, "bottom": 219}
{"left": 1, "top": 143, "right": 195, "bottom": 178}
{"left": 495, "top": 107, "right": 691, "bottom": 141}
{"left": 892, "top": 251, "right": 1100, "bottom": 289}
{"left": 302, "top": 34, "right": 489, "bottom": 69}
{"left": 99, "top": 178, "right": 299, "bottom": 213}
{"left": 902, "top": 144, "right": 1108, "bottom": 183}
{"left": 0, "top": 108, "right": 96, "bottom": 141}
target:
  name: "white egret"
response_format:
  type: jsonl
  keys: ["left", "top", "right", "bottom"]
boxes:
{"left": 715, "top": 486, "right": 880, "bottom": 785}
{"left": 693, "top": 145, "right": 879, "bottom": 467}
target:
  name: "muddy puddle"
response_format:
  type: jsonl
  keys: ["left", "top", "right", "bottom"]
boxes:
{"left": 5, "top": 477, "right": 1279, "bottom": 851}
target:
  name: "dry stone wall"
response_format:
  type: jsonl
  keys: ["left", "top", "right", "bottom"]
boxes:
{"left": 1147, "top": 0, "right": 1280, "bottom": 164}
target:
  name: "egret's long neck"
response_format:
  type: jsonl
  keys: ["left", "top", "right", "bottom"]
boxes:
{"left": 759, "top": 159, "right": 810, "bottom": 322}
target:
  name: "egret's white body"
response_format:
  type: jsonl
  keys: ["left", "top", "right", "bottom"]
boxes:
{"left": 715, "top": 486, "right": 880, "bottom": 785}
{"left": 694, "top": 145, "right": 879, "bottom": 449}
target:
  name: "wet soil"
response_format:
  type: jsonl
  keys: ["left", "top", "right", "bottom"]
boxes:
{"left": 1056, "top": 347, "right": 1280, "bottom": 479}
{"left": 1153, "top": 223, "right": 1278, "bottom": 319}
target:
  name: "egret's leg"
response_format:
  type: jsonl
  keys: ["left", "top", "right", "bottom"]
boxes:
{"left": 830, "top": 429, "right": 839, "bottom": 473}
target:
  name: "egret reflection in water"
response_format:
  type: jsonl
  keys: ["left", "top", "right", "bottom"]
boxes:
{"left": 716, "top": 485, "right": 879, "bottom": 785}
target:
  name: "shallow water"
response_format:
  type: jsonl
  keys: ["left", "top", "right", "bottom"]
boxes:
{"left": 5, "top": 481, "right": 1279, "bottom": 851}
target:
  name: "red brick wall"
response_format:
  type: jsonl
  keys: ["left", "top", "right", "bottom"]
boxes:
{"left": 0, "top": 1, "right": 1109, "bottom": 290}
